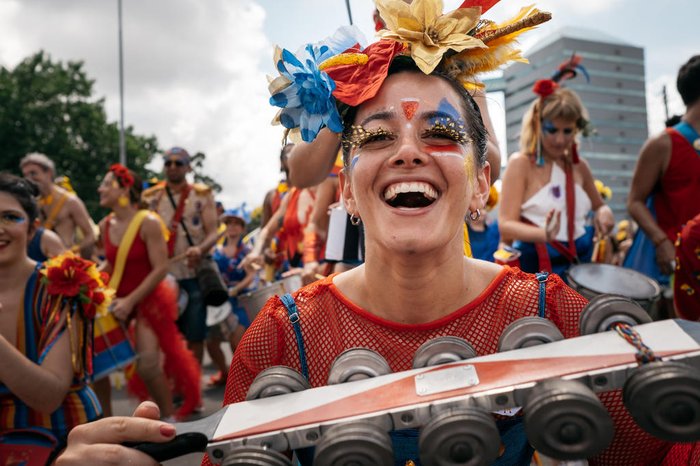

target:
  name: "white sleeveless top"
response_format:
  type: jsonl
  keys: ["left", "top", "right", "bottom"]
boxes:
{"left": 521, "top": 163, "right": 592, "bottom": 242}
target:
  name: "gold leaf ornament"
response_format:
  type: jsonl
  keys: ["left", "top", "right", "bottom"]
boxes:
{"left": 375, "top": 0, "right": 486, "bottom": 74}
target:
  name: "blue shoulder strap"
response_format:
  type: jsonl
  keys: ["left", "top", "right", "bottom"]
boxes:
{"left": 535, "top": 271, "right": 549, "bottom": 318}
{"left": 673, "top": 121, "right": 700, "bottom": 156}
{"left": 280, "top": 293, "right": 309, "bottom": 380}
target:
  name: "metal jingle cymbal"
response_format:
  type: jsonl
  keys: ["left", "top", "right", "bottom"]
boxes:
{"left": 524, "top": 378, "right": 614, "bottom": 460}
{"left": 579, "top": 294, "right": 651, "bottom": 335}
{"left": 419, "top": 407, "right": 500, "bottom": 466}
{"left": 412, "top": 336, "right": 478, "bottom": 368}
{"left": 327, "top": 348, "right": 392, "bottom": 385}
{"left": 314, "top": 421, "right": 394, "bottom": 466}
{"left": 245, "top": 366, "right": 311, "bottom": 401}
{"left": 623, "top": 360, "right": 700, "bottom": 442}
{"left": 497, "top": 316, "right": 564, "bottom": 352}
{"left": 221, "top": 446, "right": 292, "bottom": 466}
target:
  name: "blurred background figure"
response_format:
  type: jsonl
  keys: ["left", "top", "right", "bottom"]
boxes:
{"left": 467, "top": 185, "right": 501, "bottom": 262}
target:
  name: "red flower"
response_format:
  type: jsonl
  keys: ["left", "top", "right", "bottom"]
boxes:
{"left": 110, "top": 163, "right": 134, "bottom": 188}
{"left": 325, "top": 40, "right": 406, "bottom": 107}
{"left": 45, "top": 257, "right": 93, "bottom": 297}
{"left": 532, "top": 79, "right": 558, "bottom": 99}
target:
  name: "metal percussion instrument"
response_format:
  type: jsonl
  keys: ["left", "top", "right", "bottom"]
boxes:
{"left": 497, "top": 316, "right": 565, "bottom": 352}
{"left": 412, "top": 336, "right": 477, "bottom": 368}
{"left": 579, "top": 294, "right": 652, "bottom": 335}
{"left": 419, "top": 408, "right": 500, "bottom": 466}
{"left": 524, "top": 378, "right": 614, "bottom": 460}
{"left": 245, "top": 366, "right": 310, "bottom": 401}
{"left": 221, "top": 446, "right": 292, "bottom": 466}
{"left": 567, "top": 263, "right": 661, "bottom": 314}
{"left": 623, "top": 360, "right": 700, "bottom": 442}
{"left": 314, "top": 421, "right": 393, "bottom": 466}
{"left": 327, "top": 348, "right": 392, "bottom": 385}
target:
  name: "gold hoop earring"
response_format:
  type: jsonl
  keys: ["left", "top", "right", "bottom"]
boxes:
{"left": 350, "top": 214, "right": 361, "bottom": 226}
{"left": 118, "top": 195, "right": 130, "bottom": 207}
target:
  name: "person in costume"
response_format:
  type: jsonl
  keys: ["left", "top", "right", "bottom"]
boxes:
{"left": 55, "top": 2, "right": 699, "bottom": 465}
{"left": 627, "top": 55, "right": 700, "bottom": 284}
{"left": 206, "top": 207, "right": 256, "bottom": 387}
{"left": 94, "top": 164, "right": 200, "bottom": 420}
{"left": 142, "top": 147, "right": 220, "bottom": 364}
{"left": 675, "top": 212, "right": 700, "bottom": 321}
{"left": 0, "top": 173, "right": 102, "bottom": 464}
{"left": 499, "top": 57, "right": 615, "bottom": 280}
{"left": 20, "top": 153, "right": 96, "bottom": 259}
{"left": 27, "top": 225, "right": 66, "bottom": 263}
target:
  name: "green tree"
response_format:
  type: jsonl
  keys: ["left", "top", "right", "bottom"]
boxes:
{"left": 0, "top": 51, "right": 159, "bottom": 218}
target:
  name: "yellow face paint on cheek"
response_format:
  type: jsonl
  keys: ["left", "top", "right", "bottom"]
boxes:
{"left": 463, "top": 154, "right": 477, "bottom": 191}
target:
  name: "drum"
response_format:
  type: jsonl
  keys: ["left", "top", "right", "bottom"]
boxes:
{"left": 206, "top": 300, "right": 240, "bottom": 338}
{"left": 566, "top": 263, "right": 661, "bottom": 314}
{"left": 238, "top": 282, "right": 284, "bottom": 323}
{"left": 92, "top": 309, "right": 137, "bottom": 381}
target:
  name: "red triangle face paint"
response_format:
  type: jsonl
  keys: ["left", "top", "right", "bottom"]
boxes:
{"left": 401, "top": 100, "right": 419, "bottom": 121}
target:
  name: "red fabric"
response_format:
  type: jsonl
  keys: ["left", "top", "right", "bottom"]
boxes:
{"left": 200, "top": 267, "right": 697, "bottom": 466}
{"left": 674, "top": 213, "right": 700, "bottom": 320}
{"left": 325, "top": 40, "right": 406, "bottom": 107}
{"left": 125, "top": 281, "right": 202, "bottom": 420}
{"left": 166, "top": 183, "right": 192, "bottom": 257}
{"left": 654, "top": 128, "right": 700, "bottom": 242}
{"left": 277, "top": 188, "right": 314, "bottom": 260}
{"left": 103, "top": 221, "right": 150, "bottom": 297}
{"left": 104, "top": 221, "right": 201, "bottom": 419}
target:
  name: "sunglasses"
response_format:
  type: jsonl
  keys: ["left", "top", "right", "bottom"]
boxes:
{"left": 164, "top": 160, "right": 186, "bottom": 168}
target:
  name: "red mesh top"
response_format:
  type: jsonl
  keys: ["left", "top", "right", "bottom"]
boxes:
{"left": 213, "top": 267, "right": 693, "bottom": 465}
{"left": 104, "top": 222, "right": 151, "bottom": 297}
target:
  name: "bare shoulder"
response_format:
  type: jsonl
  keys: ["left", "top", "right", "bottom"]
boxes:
{"left": 505, "top": 152, "right": 532, "bottom": 169}
{"left": 639, "top": 130, "right": 672, "bottom": 160}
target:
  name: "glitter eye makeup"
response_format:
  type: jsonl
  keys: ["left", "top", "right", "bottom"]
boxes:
{"left": 423, "top": 117, "right": 470, "bottom": 145}
{"left": 0, "top": 212, "right": 27, "bottom": 226}
{"left": 542, "top": 120, "right": 575, "bottom": 136}
{"left": 342, "top": 125, "right": 395, "bottom": 151}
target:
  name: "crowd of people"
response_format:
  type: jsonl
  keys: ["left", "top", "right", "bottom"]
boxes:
{"left": 1, "top": 1, "right": 699, "bottom": 465}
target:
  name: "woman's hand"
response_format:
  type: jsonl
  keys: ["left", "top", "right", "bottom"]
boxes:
{"left": 655, "top": 237, "right": 676, "bottom": 276}
{"left": 110, "top": 297, "right": 135, "bottom": 321}
{"left": 240, "top": 250, "right": 264, "bottom": 270}
{"left": 594, "top": 205, "right": 615, "bottom": 236}
{"left": 544, "top": 209, "right": 561, "bottom": 242}
{"left": 55, "top": 402, "right": 175, "bottom": 466}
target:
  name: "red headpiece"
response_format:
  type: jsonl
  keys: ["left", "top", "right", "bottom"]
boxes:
{"left": 109, "top": 164, "right": 134, "bottom": 188}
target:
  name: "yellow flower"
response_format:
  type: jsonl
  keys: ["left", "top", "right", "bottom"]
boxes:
{"left": 375, "top": 0, "right": 486, "bottom": 74}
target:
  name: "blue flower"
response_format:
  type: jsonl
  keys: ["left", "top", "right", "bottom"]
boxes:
{"left": 269, "top": 26, "right": 366, "bottom": 142}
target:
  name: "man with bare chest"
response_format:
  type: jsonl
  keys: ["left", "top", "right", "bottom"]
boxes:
{"left": 20, "top": 153, "right": 95, "bottom": 258}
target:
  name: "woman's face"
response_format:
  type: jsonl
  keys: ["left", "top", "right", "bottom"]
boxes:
{"left": 0, "top": 192, "right": 32, "bottom": 266}
{"left": 340, "top": 72, "right": 489, "bottom": 255}
{"left": 97, "top": 172, "right": 124, "bottom": 208}
{"left": 540, "top": 117, "right": 578, "bottom": 160}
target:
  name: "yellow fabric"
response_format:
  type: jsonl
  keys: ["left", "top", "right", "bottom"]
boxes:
{"left": 43, "top": 192, "right": 68, "bottom": 230}
{"left": 108, "top": 210, "right": 150, "bottom": 290}
{"left": 463, "top": 223, "right": 472, "bottom": 257}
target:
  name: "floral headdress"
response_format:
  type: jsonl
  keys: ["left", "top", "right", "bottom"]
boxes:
{"left": 269, "top": 0, "right": 551, "bottom": 143}
{"left": 530, "top": 53, "right": 592, "bottom": 166}
{"left": 41, "top": 252, "right": 113, "bottom": 379}
{"left": 109, "top": 163, "right": 135, "bottom": 188}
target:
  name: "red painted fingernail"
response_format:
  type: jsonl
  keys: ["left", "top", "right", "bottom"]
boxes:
{"left": 160, "top": 424, "right": 176, "bottom": 437}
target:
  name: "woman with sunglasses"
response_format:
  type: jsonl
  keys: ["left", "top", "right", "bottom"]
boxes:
{"left": 499, "top": 83, "right": 615, "bottom": 279}
{"left": 93, "top": 164, "right": 200, "bottom": 420}
{"left": 0, "top": 173, "right": 101, "bottom": 464}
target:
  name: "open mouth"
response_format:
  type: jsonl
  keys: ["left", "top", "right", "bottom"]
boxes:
{"left": 383, "top": 182, "right": 438, "bottom": 209}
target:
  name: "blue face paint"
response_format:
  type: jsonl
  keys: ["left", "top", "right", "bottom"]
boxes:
{"left": 0, "top": 212, "right": 27, "bottom": 226}
{"left": 542, "top": 120, "right": 557, "bottom": 134}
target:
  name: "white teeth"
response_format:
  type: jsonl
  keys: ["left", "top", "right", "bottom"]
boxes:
{"left": 383, "top": 182, "right": 438, "bottom": 201}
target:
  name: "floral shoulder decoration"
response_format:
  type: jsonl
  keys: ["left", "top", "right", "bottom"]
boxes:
{"left": 268, "top": 0, "right": 551, "bottom": 143}
{"left": 41, "top": 251, "right": 113, "bottom": 379}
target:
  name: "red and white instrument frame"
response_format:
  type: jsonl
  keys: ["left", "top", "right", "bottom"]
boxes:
{"left": 201, "top": 319, "right": 700, "bottom": 463}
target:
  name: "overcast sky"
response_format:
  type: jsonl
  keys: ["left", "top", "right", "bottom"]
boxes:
{"left": 0, "top": 0, "right": 697, "bottom": 210}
